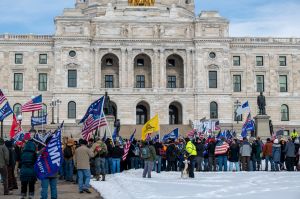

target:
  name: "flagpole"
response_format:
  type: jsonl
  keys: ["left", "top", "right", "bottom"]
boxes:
{"left": 104, "top": 114, "right": 115, "bottom": 147}
{"left": 0, "top": 120, "right": 3, "bottom": 138}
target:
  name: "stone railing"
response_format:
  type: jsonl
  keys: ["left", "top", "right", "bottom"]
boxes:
{"left": 231, "top": 37, "right": 300, "bottom": 44}
{"left": 0, "top": 34, "right": 53, "bottom": 41}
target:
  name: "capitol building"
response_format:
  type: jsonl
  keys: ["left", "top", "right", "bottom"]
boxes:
{"left": 1, "top": 0, "right": 300, "bottom": 137}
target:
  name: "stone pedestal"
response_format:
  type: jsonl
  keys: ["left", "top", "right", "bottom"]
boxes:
{"left": 254, "top": 115, "right": 271, "bottom": 138}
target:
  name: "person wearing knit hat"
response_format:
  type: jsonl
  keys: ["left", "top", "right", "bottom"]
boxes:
{"left": 272, "top": 139, "right": 281, "bottom": 171}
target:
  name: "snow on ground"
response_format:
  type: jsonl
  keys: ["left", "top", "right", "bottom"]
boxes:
{"left": 91, "top": 170, "right": 300, "bottom": 199}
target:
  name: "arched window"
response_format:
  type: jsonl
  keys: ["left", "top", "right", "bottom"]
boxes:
{"left": 210, "top": 102, "right": 218, "bottom": 119}
{"left": 169, "top": 102, "right": 183, "bottom": 124}
{"left": 68, "top": 101, "right": 76, "bottom": 119}
{"left": 38, "top": 104, "right": 47, "bottom": 117}
{"left": 136, "top": 101, "right": 150, "bottom": 125}
{"left": 281, "top": 104, "right": 289, "bottom": 121}
{"left": 13, "top": 103, "right": 22, "bottom": 117}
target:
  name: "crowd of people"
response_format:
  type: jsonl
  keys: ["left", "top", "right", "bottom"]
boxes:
{"left": 1, "top": 131, "right": 300, "bottom": 198}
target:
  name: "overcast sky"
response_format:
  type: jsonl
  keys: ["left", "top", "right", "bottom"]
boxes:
{"left": 0, "top": 0, "right": 299, "bottom": 37}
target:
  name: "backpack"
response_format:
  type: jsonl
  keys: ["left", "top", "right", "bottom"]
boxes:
{"left": 141, "top": 147, "right": 150, "bottom": 159}
{"left": 64, "top": 146, "right": 73, "bottom": 159}
{"left": 133, "top": 146, "right": 140, "bottom": 156}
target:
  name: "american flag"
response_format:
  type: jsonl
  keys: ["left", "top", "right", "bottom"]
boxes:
{"left": 81, "top": 96, "right": 107, "bottom": 140}
{"left": 187, "top": 129, "right": 196, "bottom": 138}
{"left": 122, "top": 129, "right": 136, "bottom": 161}
{"left": 22, "top": 95, "right": 42, "bottom": 112}
{"left": 0, "top": 89, "right": 7, "bottom": 105}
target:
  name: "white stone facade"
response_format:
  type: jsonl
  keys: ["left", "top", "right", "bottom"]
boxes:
{"left": 1, "top": 0, "right": 300, "bottom": 136}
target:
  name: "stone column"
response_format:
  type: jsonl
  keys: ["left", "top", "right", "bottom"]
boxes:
{"left": 254, "top": 115, "right": 271, "bottom": 138}
{"left": 127, "top": 48, "right": 133, "bottom": 88}
{"left": 186, "top": 48, "right": 193, "bottom": 88}
{"left": 153, "top": 48, "right": 159, "bottom": 88}
{"left": 93, "top": 48, "right": 99, "bottom": 89}
{"left": 120, "top": 48, "right": 126, "bottom": 88}
{"left": 159, "top": 48, "right": 166, "bottom": 88}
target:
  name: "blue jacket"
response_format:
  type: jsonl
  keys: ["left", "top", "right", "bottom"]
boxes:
{"left": 20, "top": 140, "right": 37, "bottom": 182}
{"left": 284, "top": 141, "right": 296, "bottom": 157}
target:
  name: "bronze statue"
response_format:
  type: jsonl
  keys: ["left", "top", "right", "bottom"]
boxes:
{"left": 257, "top": 91, "right": 266, "bottom": 115}
{"left": 103, "top": 92, "right": 113, "bottom": 116}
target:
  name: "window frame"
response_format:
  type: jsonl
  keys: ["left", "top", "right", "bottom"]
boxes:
{"left": 233, "top": 56, "right": 240, "bottom": 66}
{"left": 68, "top": 101, "right": 76, "bottom": 119}
{"left": 14, "top": 73, "right": 23, "bottom": 91}
{"left": 39, "top": 54, "right": 48, "bottom": 64}
{"left": 210, "top": 102, "right": 218, "bottom": 119}
{"left": 105, "top": 75, "right": 114, "bottom": 88}
{"left": 233, "top": 75, "right": 241, "bottom": 92}
{"left": 281, "top": 104, "right": 289, "bottom": 121}
{"left": 15, "top": 53, "right": 23, "bottom": 64}
{"left": 38, "top": 73, "right": 48, "bottom": 91}
{"left": 279, "top": 56, "right": 286, "bottom": 66}
{"left": 68, "top": 70, "right": 77, "bottom": 88}
{"left": 256, "top": 56, "right": 264, "bottom": 66}
{"left": 279, "top": 75, "right": 288, "bottom": 92}
{"left": 209, "top": 71, "right": 217, "bottom": 88}
{"left": 256, "top": 75, "right": 264, "bottom": 92}
{"left": 136, "top": 75, "right": 145, "bottom": 88}
{"left": 167, "top": 76, "right": 177, "bottom": 88}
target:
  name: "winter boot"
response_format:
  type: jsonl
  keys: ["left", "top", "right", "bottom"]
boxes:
{"left": 101, "top": 173, "right": 105, "bottom": 181}
{"left": 95, "top": 174, "right": 100, "bottom": 181}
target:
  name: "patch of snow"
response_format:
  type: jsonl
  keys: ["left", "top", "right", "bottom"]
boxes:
{"left": 91, "top": 170, "right": 300, "bottom": 199}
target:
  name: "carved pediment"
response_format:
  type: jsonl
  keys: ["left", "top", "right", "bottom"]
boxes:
{"left": 207, "top": 64, "right": 219, "bottom": 70}
{"left": 65, "top": 62, "right": 80, "bottom": 69}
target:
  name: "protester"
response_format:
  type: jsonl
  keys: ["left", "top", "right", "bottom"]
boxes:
{"left": 111, "top": 141, "right": 123, "bottom": 174}
{"left": 240, "top": 137, "right": 252, "bottom": 171}
{"left": 207, "top": 138, "right": 216, "bottom": 171}
{"left": 195, "top": 137, "right": 205, "bottom": 171}
{"left": 63, "top": 138, "right": 75, "bottom": 182}
{"left": 5, "top": 139, "right": 18, "bottom": 191}
{"left": 91, "top": 137, "right": 108, "bottom": 181}
{"left": 153, "top": 140, "right": 163, "bottom": 173}
{"left": 272, "top": 139, "right": 281, "bottom": 171}
{"left": 228, "top": 139, "right": 240, "bottom": 171}
{"left": 20, "top": 134, "right": 37, "bottom": 199}
{"left": 263, "top": 138, "right": 274, "bottom": 171}
{"left": 141, "top": 141, "right": 156, "bottom": 178}
{"left": 0, "top": 137, "right": 11, "bottom": 195}
{"left": 214, "top": 137, "right": 229, "bottom": 171}
{"left": 284, "top": 137, "right": 296, "bottom": 171}
{"left": 185, "top": 138, "right": 197, "bottom": 178}
{"left": 166, "top": 140, "right": 178, "bottom": 171}
{"left": 74, "top": 139, "right": 94, "bottom": 194}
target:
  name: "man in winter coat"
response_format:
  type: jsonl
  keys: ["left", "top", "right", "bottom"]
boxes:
{"left": 74, "top": 139, "right": 94, "bottom": 193}
{"left": 141, "top": 141, "right": 156, "bottom": 178}
{"left": 284, "top": 137, "right": 296, "bottom": 171}
{"left": 272, "top": 139, "right": 281, "bottom": 171}
{"left": 91, "top": 138, "right": 107, "bottom": 181}
{"left": 0, "top": 138, "right": 11, "bottom": 195}
{"left": 207, "top": 138, "right": 216, "bottom": 171}
{"left": 195, "top": 138, "right": 205, "bottom": 171}
{"left": 263, "top": 138, "right": 275, "bottom": 171}
{"left": 63, "top": 138, "right": 75, "bottom": 182}
{"left": 240, "top": 137, "right": 252, "bottom": 171}
{"left": 153, "top": 140, "right": 163, "bottom": 173}
{"left": 215, "top": 137, "right": 229, "bottom": 171}
{"left": 185, "top": 138, "right": 197, "bottom": 178}
{"left": 111, "top": 141, "right": 123, "bottom": 174}
{"left": 166, "top": 140, "right": 178, "bottom": 171}
{"left": 228, "top": 139, "right": 240, "bottom": 171}
{"left": 5, "top": 140, "right": 18, "bottom": 191}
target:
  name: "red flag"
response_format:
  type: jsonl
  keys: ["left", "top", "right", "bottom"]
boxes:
{"left": 9, "top": 115, "right": 18, "bottom": 139}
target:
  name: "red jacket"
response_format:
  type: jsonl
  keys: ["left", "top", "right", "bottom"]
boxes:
{"left": 263, "top": 141, "right": 273, "bottom": 157}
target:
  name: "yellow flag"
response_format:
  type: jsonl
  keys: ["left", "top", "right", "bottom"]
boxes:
{"left": 141, "top": 114, "right": 160, "bottom": 140}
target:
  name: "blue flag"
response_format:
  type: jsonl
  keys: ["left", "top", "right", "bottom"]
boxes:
{"left": 112, "top": 127, "right": 118, "bottom": 142}
{"left": 0, "top": 102, "right": 13, "bottom": 121}
{"left": 31, "top": 115, "right": 47, "bottom": 126}
{"left": 79, "top": 98, "right": 103, "bottom": 124}
{"left": 129, "top": 129, "right": 136, "bottom": 142}
{"left": 162, "top": 128, "right": 179, "bottom": 142}
{"left": 152, "top": 134, "right": 159, "bottom": 142}
{"left": 241, "top": 113, "right": 255, "bottom": 138}
{"left": 34, "top": 128, "right": 63, "bottom": 180}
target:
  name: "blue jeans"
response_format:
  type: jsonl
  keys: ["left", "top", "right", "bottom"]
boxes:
{"left": 77, "top": 169, "right": 91, "bottom": 192}
{"left": 95, "top": 157, "right": 106, "bottom": 175}
{"left": 111, "top": 158, "right": 120, "bottom": 174}
{"left": 64, "top": 159, "right": 73, "bottom": 181}
{"left": 105, "top": 158, "right": 111, "bottom": 174}
{"left": 41, "top": 178, "right": 57, "bottom": 199}
{"left": 217, "top": 155, "right": 228, "bottom": 171}
{"left": 229, "top": 162, "right": 240, "bottom": 171}
{"left": 265, "top": 156, "right": 275, "bottom": 171}
{"left": 59, "top": 159, "right": 65, "bottom": 179}
{"left": 153, "top": 156, "right": 162, "bottom": 173}
{"left": 130, "top": 157, "right": 140, "bottom": 169}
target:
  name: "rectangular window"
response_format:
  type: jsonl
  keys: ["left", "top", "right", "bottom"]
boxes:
{"left": 14, "top": 73, "right": 23, "bottom": 90}
{"left": 279, "top": 56, "right": 286, "bottom": 66}
{"left": 105, "top": 75, "right": 114, "bottom": 88}
{"left": 233, "top": 56, "right": 240, "bottom": 66}
{"left": 233, "top": 75, "right": 241, "bottom": 92}
{"left": 38, "top": 73, "right": 47, "bottom": 91}
{"left": 209, "top": 71, "right": 217, "bottom": 88}
{"left": 279, "top": 75, "right": 288, "bottom": 92}
{"left": 256, "top": 75, "right": 264, "bottom": 92}
{"left": 256, "top": 56, "right": 264, "bottom": 66}
{"left": 15, "top": 53, "right": 23, "bottom": 64}
{"left": 167, "top": 76, "right": 176, "bottom": 88}
{"left": 39, "top": 54, "right": 47, "bottom": 64}
{"left": 68, "top": 70, "right": 77, "bottom": 88}
{"left": 136, "top": 75, "right": 145, "bottom": 88}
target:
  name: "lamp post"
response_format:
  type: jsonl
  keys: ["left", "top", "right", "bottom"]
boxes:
{"left": 234, "top": 98, "right": 241, "bottom": 124}
{"left": 56, "top": 99, "right": 61, "bottom": 124}
{"left": 49, "top": 98, "right": 56, "bottom": 124}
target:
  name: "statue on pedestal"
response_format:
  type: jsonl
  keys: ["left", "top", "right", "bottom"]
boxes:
{"left": 257, "top": 92, "right": 266, "bottom": 115}
{"left": 103, "top": 92, "right": 113, "bottom": 116}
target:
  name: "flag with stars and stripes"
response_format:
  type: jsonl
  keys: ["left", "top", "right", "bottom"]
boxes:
{"left": 0, "top": 89, "right": 7, "bottom": 105}
{"left": 122, "top": 129, "right": 136, "bottom": 161}
{"left": 22, "top": 95, "right": 42, "bottom": 112}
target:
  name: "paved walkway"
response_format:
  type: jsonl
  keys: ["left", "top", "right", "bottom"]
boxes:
{"left": 1, "top": 179, "right": 103, "bottom": 199}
